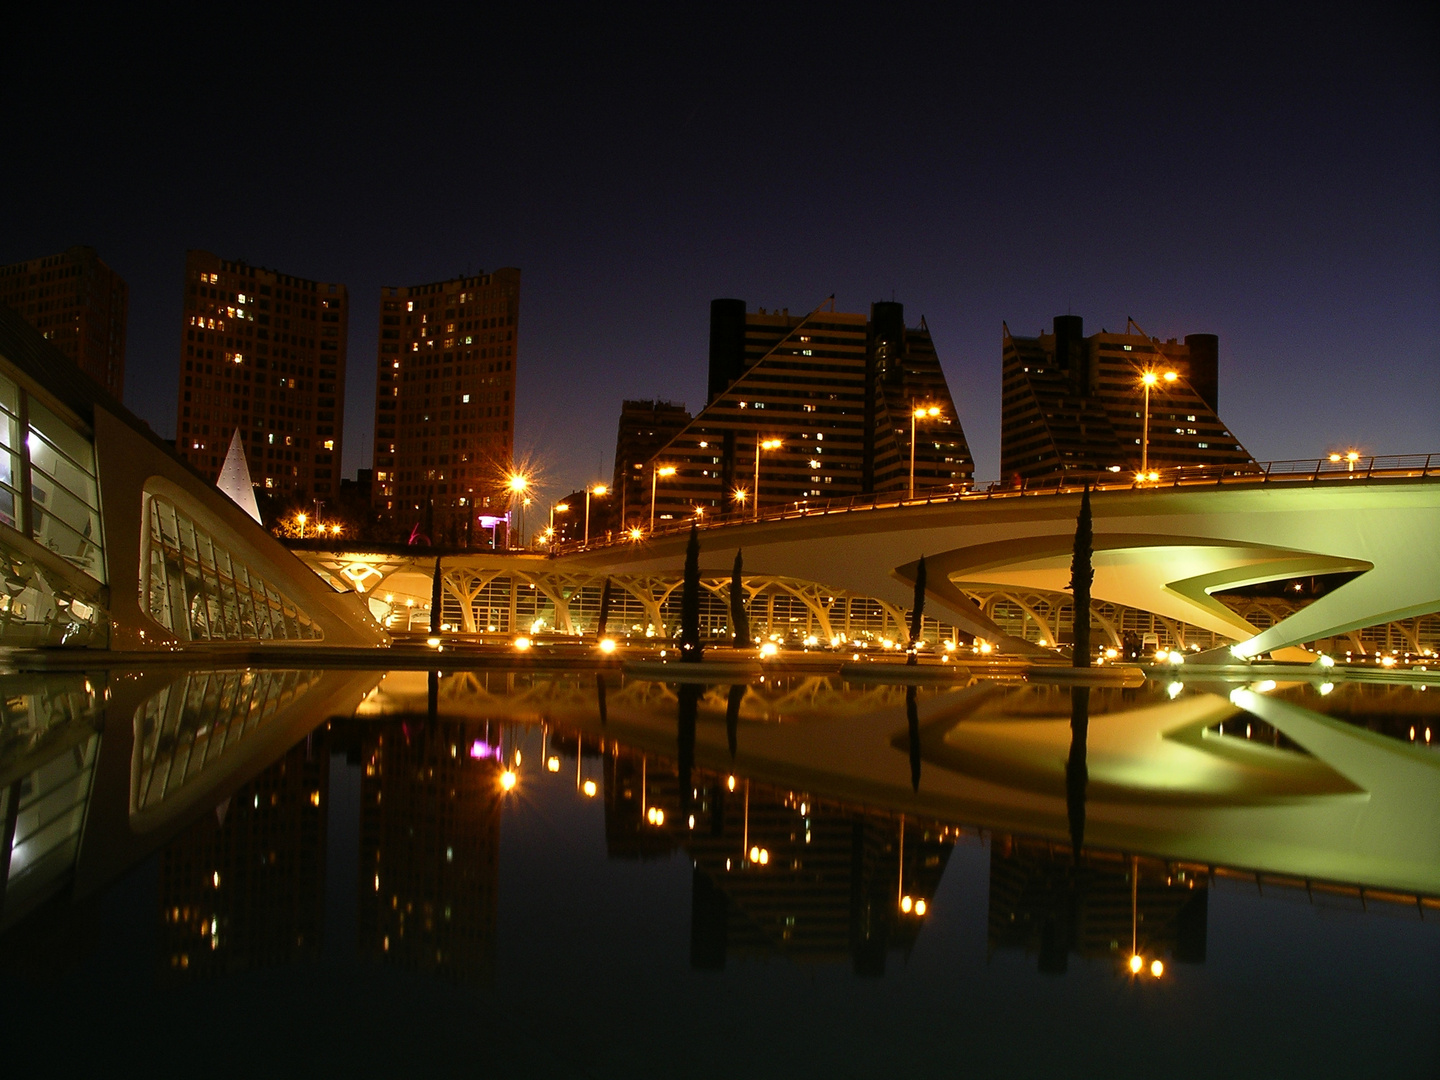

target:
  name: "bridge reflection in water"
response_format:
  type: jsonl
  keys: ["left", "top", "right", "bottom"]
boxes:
{"left": 2, "top": 666, "right": 1436, "bottom": 984}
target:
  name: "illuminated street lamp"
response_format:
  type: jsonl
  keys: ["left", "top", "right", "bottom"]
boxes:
{"left": 651, "top": 464, "right": 676, "bottom": 531}
{"left": 733, "top": 487, "right": 748, "bottom": 514}
{"left": 909, "top": 404, "right": 942, "bottom": 500}
{"left": 753, "top": 439, "right": 782, "bottom": 521}
{"left": 1139, "top": 370, "right": 1178, "bottom": 478}
{"left": 507, "top": 473, "right": 529, "bottom": 549}
{"left": 584, "top": 484, "right": 608, "bottom": 547}
{"left": 549, "top": 501, "right": 570, "bottom": 550}
{"left": 296, "top": 512, "right": 307, "bottom": 539}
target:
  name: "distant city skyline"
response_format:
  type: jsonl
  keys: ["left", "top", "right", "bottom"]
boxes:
{"left": 3, "top": 6, "right": 1434, "bottom": 505}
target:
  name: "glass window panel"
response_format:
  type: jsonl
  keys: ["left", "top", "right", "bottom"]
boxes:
{"left": 139, "top": 494, "right": 322, "bottom": 643}
{"left": 27, "top": 399, "right": 95, "bottom": 477}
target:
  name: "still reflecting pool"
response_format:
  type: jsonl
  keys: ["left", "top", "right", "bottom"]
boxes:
{"left": 2, "top": 666, "right": 1437, "bottom": 1077}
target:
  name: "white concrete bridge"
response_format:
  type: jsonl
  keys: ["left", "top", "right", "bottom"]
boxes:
{"left": 306, "top": 456, "right": 1440, "bottom": 661}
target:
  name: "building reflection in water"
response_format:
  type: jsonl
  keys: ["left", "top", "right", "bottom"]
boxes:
{"left": 596, "top": 738, "right": 953, "bottom": 976}
{"left": 987, "top": 836, "right": 1207, "bottom": 975}
{"left": 356, "top": 716, "right": 502, "bottom": 985}
{"left": 158, "top": 726, "right": 329, "bottom": 979}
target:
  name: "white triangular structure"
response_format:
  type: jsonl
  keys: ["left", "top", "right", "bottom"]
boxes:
{"left": 216, "top": 429, "right": 262, "bottom": 524}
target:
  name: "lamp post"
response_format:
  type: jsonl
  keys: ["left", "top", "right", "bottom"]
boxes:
{"left": 753, "top": 439, "right": 781, "bottom": 522}
{"left": 549, "top": 501, "right": 569, "bottom": 550}
{"left": 909, "top": 405, "right": 941, "bottom": 500}
{"left": 296, "top": 512, "right": 307, "bottom": 539}
{"left": 1139, "top": 370, "right": 1178, "bottom": 478}
{"left": 507, "top": 473, "right": 528, "bottom": 549}
{"left": 584, "top": 484, "right": 607, "bottom": 547}
{"left": 650, "top": 464, "right": 676, "bottom": 532}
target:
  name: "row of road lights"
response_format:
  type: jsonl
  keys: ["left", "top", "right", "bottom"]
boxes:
{"left": 523, "top": 399, "right": 983, "bottom": 546}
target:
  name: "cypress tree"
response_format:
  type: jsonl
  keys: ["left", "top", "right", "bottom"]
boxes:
{"left": 729, "top": 549, "right": 749, "bottom": 647}
{"left": 597, "top": 577, "right": 613, "bottom": 637}
{"left": 430, "top": 556, "right": 443, "bottom": 635}
{"left": 907, "top": 556, "right": 927, "bottom": 666}
{"left": 679, "top": 524, "right": 703, "bottom": 662}
{"left": 1068, "top": 484, "right": 1094, "bottom": 667}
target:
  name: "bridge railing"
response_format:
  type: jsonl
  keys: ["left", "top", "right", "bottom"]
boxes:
{"left": 553, "top": 453, "right": 1438, "bottom": 553}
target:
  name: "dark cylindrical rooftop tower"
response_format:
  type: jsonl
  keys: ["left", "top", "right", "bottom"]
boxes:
{"left": 707, "top": 299, "right": 747, "bottom": 405}
{"left": 1053, "top": 315, "right": 1087, "bottom": 397}
{"left": 1184, "top": 333, "right": 1219, "bottom": 413}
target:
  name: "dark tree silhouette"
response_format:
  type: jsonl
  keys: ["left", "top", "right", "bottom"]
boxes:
{"left": 679, "top": 524, "right": 703, "bottom": 662}
{"left": 729, "top": 550, "right": 749, "bottom": 647}
{"left": 907, "top": 556, "right": 927, "bottom": 666}
{"left": 1068, "top": 484, "right": 1094, "bottom": 667}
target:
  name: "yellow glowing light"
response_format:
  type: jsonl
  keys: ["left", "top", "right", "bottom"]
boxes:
{"left": 761, "top": 439, "right": 782, "bottom": 450}
{"left": 598, "top": 637, "right": 617, "bottom": 654}
{"left": 499, "top": 770, "right": 517, "bottom": 792}
{"left": 508, "top": 474, "right": 529, "bottom": 493}
{"left": 514, "top": 636, "right": 532, "bottom": 651}
{"left": 1346, "top": 451, "right": 1360, "bottom": 462}
{"left": 1141, "top": 371, "right": 1158, "bottom": 387}
{"left": 296, "top": 512, "right": 307, "bottom": 525}
{"left": 582, "top": 779, "right": 597, "bottom": 797}
{"left": 1329, "top": 453, "right": 1342, "bottom": 463}
{"left": 546, "top": 756, "right": 560, "bottom": 772}
{"left": 556, "top": 502, "right": 569, "bottom": 512}
{"left": 1163, "top": 371, "right": 1178, "bottom": 382}
{"left": 591, "top": 484, "right": 608, "bottom": 496}
{"left": 628, "top": 527, "right": 644, "bottom": 541}
{"left": 760, "top": 642, "right": 778, "bottom": 658}
{"left": 1129, "top": 954, "right": 1144, "bottom": 974}
{"left": 733, "top": 487, "right": 748, "bottom": 503}
{"left": 727, "top": 775, "right": 736, "bottom": 792}
{"left": 426, "top": 636, "right": 441, "bottom": 647}
{"left": 900, "top": 895, "right": 914, "bottom": 913}
{"left": 657, "top": 466, "right": 677, "bottom": 477}
{"left": 1150, "top": 959, "right": 1165, "bottom": 978}
{"left": 913, "top": 405, "right": 941, "bottom": 419}
{"left": 915, "top": 899, "right": 927, "bottom": 916}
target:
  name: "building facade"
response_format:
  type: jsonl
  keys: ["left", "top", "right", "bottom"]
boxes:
{"left": 0, "top": 245, "right": 127, "bottom": 397}
{"left": 612, "top": 399, "right": 691, "bottom": 530}
{"left": 371, "top": 268, "right": 519, "bottom": 544}
{"left": 640, "top": 298, "right": 973, "bottom": 525}
{"left": 1001, "top": 316, "right": 1254, "bottom": 485}
{"left": 175, "top": 250, "right": 348, "bottom": 504}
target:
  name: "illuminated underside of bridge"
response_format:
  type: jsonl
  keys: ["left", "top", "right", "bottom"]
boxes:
{"left": 306, "top": 471, "right": 1440, "bottom": 660}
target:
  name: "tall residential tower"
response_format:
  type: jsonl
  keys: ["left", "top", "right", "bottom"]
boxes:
{"left": 371, "top": 268, "right": 519, "bottom": 544}
{"left": 175, "top": 250, "right": 347, "bottom": 504}
{"left": 0, "top": 245, "right": 128, "bottom": 398}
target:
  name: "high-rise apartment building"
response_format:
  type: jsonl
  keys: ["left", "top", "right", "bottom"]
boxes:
{"left": 636, "top": 298, "right": 972, "bottom": 526}
{"left": 371, "top": 268, "right": 519, "bottom": 544}
{"left": 175, "top": 250, "right": 347, "bottom": 503}
{"left": 1001, "top": 316, "right": 1253, "bottom": 485}
{"left": 0, "top": 245, "right": 127, "bottom": 397}
{"left": 612, "top": 399, "right": 691, "bottom": 526}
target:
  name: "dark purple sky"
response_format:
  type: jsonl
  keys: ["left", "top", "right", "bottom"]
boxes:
{"left": 4, "top": 4, "right": 1436, "bottom": 501}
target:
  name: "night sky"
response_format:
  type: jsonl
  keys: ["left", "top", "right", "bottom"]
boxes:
{"left": 4, "top": 4, "right": 1436, "bottom": 501}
